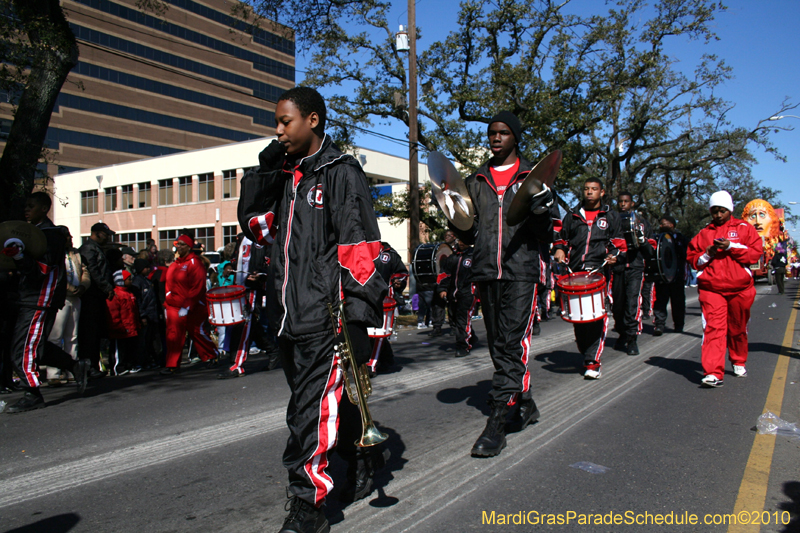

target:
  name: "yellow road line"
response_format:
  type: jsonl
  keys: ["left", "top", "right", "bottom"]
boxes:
{"left": 728, "top": 291, "right": 798, "bottom": 533}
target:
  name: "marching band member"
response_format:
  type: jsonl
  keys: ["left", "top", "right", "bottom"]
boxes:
{"left": 652, "top": 215, "right": 688, "bottom": 335}
{"left": 238, "top": 87, "right": 387, "bottom": 533}
{"left": 367, "top": 241, "right": 408, "bottom": 375}
{"left": 450, "top": 111, "right": 553, "bottom": 458}
{"left": 437, "top": 239, "right": 476, "bottom": 358}
{"left": 686, "top": 191, "right": 762, "bottom": 388}
{"left": 553, "top": 178, "right": 625, "bottom": 379}
{"left": 611, "top": 191, "right": 655, "bottom": 355}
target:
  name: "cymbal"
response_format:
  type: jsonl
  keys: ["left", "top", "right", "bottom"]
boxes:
{"left": 427, "top": 152, "right": 475, "bottom": 231}
{"left": 0, "top": 220, "right": 48, "bottom": 270}
{"left": 506, "top": 150, "right": 562, "bottom": 226}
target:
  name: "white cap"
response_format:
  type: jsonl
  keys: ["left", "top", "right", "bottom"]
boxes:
{"left": 709, "top": 191, "right": 734, "bottom": 212}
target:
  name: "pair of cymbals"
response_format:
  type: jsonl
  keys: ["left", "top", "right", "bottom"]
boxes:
{"left": 428, "top": 150, "right": 562, "bottom": 229}
{"left": 0, "top": 220, "right": 47, "bottom": 270}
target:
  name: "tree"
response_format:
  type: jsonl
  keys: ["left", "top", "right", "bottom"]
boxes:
{"left": 294, "top": 0, "right": 795, "bottom": 234}
{"left": 0, "top": 0, "right": 79, "bottom": 222}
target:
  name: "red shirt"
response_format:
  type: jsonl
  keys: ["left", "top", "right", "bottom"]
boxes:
{"left": 583, "top": 209, "right": 600, "bottom": 226}
{"left": 489, "top": 159, "right": 520, "bottom": 192}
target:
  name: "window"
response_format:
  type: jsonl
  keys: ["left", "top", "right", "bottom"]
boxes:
{"left": 178, "top": 176, "right": 192, "bottom": 204}
{"left": 159, "top": 229, "right": 179, "bottom": 251}
{"left": 199, "top": 172, "right": 214, "bottom": 201}
{"left": 222, "top": 169, "right": 238, "bottom": 199}
{"left": 195, "top": 227, "right": 215, "bottom": 252}
{"left": 121, "top": 184, "right": 134, "bottom": 210}
{"left": 117, "top": 231, "right": 151, "bottom": 252}
{"left": 81, "top": 190, "right": 98, "bottom": 214}
{"left": 159, "top": 179, "right": 173, "bottom": 206}
{"left": 104, "top": 187, "right": 117, "bottom": 211}
{"left": 223, "top": 225, "right": 239, "bottom": 245}
{"left": 138, "top": 182, "right": 151, "bottom": 208}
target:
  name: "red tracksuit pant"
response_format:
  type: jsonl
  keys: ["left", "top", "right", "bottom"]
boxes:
{"left": 698, "top": 286, "right": 755, "bottom": 379}
{"left": 165, "top": 304, "right": 218, "bottom": 367}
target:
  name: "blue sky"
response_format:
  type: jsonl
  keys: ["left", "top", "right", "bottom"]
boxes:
{"left": 296, "top": 0, "right": 799, "bottom": 239}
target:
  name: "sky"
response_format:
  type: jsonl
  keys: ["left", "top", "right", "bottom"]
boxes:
{"left": 294, "top": 0, "right": 800, "bottom": 241}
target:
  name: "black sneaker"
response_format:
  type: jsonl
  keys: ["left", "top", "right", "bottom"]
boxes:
{"left": 159, "top": 367, "right": 181, "bottom": 377}
{"left": 614, "top": 334, "right": 628, "bottom": 351}
{"left": 428, "top": 327, "right": 443, "bottom": 337}
{"left": 74, "top": 359, "right": 90, "bottom": 396}
{"left": 279, "top": 494, "right": 329, "bottom": 533}
{"left": 204, "top": 358, "right": 220, "bottom": 370}
{"left": 626, "top": 339, "right": 640, "bottom": 355}
{"left": 217, "top": 368, "right": 242, "bottom": 379}
{"left": 455, "top": 348, "right": 469, "bottom": 358}
{"left": 5, "top": 392, "right": 46, "bottom": 414}
{"left": 532, "top": 323, "right": 541, "bottom": 336}
{"left": 653, "top": 326, "right": 663, "bottom": 337}
{"left": 87, "top": 368, "right": 107, "bottom": 380}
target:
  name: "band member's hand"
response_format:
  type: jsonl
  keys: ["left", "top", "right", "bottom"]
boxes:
{"left": 141, "top": 318, "right": 148, "bottom": 327}
{"left": 392, "top": 279, "right": 404, "bottom": 289}
{"left": 178, "top": 307, "right": 190, "bottom": 317}
{"left": 345, "top": 323, "right": 372, "bottom": 366}
{"left": 107, "top": 290, "right": 115, "bottom": 300}
{"left": 605, "top": 254, "right": 617, "bottom": 265}
{"left": 439, "top": 291, "right": 447, "bottom": 300}
{"left": 258, "top": 140, "right": 286, "bottom": 172}
{"left": 554, "top": 249, "right": 566, "bottom": 263}
{"left": 529, "top": 184, "right": 554, "bottom": 215}
{"left": 706, "top": 244, "right": 718, "bottom": 258}
{"left": 714, "top": 238, "right": 730, "bottom": 249}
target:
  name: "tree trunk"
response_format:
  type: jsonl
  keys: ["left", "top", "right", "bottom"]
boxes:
{"left": 0, "top": 0, "right": 79, "bottom": 222}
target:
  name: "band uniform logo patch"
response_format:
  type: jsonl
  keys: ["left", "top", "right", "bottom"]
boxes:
{"left": 380, "top": 252, "right": 390, "bottom": 263}
{"left": 728, "top": 230, "right": 738, "bottom": 239}
{"left": 307, "top": 185, "right": 324, "bottom": 209}
{"left": 597, "top": 218, "right": 608, "bottom": 230}
{"left": 464, "top": 259, "right": 472, "bottom": 267}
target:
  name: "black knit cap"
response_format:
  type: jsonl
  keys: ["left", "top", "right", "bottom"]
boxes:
{"left": 488, "top": 111, "right": 522, "bottom": 144}
{"left": 133, "top": 258, "right": 150, "bottom": 274}
{"left": 660, "top": 215, "right": 677, "bottom": 226}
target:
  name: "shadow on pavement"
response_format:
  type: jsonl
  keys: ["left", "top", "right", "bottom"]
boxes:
{"left": 435, "top": 379, "right": 493, "bottom": 416}
{"left": 4, "top": 513, "right": 81, "bottom": 533}
{"left": 778, "top": 480, "right": 800, "bottom": 533}
{"left": 644, "top": 356, "right": 703, "bottom": 384}
{"left": 534, "top": 349, "right": 584, "bottom": 375}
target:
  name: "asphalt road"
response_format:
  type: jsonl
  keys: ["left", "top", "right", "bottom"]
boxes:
{"left": 1, "top": 281, "right": 798, "bottom": 533}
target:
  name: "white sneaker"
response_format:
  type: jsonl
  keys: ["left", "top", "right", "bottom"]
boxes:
{"left": 701, "top": 375, "right": 723, "bottom": 388}
{"left": 733, "top": 365, "right": 747, "bottom": 378}
{"left": 417, "top": 323, "right": 426, "bottom": 330}
{"left": 584, "top": 368, "right": 601, "bottom": 380}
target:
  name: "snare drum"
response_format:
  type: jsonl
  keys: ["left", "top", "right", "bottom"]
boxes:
{"left": 412, "top": 243, "right": 453, "bottom": 285}
{"left": 367, "top": 296, "right": 398, "bottom": 339}
{"left": 556, "top": 272, "right": 607, "bottom": 323}
{"left": 207, "top": 285, "right": 248, "bottom": 326}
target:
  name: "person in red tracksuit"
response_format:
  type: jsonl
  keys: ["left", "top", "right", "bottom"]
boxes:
{"left": 162, "top": 234, "right": 219, "bottom": 375}
{"left": 686, "top": 191, "right": 763, "bottom": 388}
{"left": 106, "top": 270, "right": 140, "bottom": 375}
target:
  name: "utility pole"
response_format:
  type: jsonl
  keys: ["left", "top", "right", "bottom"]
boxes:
{"left": 407, "top": 0, "right": 420, "bottom": 259}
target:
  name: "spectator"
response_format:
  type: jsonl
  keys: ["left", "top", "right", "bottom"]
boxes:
{"left": 132, "top": 258, "right": 160, "bottom": 370}
{"left": 106, "top": 270, "right": 140, "bottom": 375}
{"left": 771, "top": 243, "right": 787, "bottom": 295}
{"left": 652, "top": 215, "right": 688, "bottom": 335}
{"left": 121, "top": 246, "right": 137, "bottom": 272}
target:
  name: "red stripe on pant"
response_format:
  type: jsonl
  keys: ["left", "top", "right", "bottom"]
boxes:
{"left": 229, "top": 292, "right": 256, "bottom": 373}
{"left": 509, "top": 285, "right": 538, "bottom": 406}
{"left": 303, "top": 356, "right": 344, "bottom": 506}
{"left": 22, "top": 309, "right": 47, "bottom": 388}
{"left": 367, "top": 338, "right": 384, "bottom": 372}
{"left": 165, "top": 304, "right": 219, "bottom": 367}
{"left": 698, "top": 286, "right": 755, "bottom": 379}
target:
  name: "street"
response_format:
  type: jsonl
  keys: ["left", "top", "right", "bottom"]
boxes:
{"left": 1, "top": 281, "right": 799, "bottom": 533}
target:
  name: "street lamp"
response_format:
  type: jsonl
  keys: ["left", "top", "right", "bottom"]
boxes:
{"left": 769, "top": 115, "right": 800, "bottom": 121}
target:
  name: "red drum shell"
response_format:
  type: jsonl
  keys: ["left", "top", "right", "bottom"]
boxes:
{"left": 556, "top": 272, "right": 607, "bottom": 323}
{"left": 207, "top": 285, "right": 248, "bottom": 326}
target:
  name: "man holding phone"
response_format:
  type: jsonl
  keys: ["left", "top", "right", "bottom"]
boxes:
{"left": 686, "top": 191, "right": 762, "bottom": 388}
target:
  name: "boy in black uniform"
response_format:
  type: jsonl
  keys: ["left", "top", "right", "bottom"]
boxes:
{"left": 611, "top": 192, "right": 655, "bottom": 355}
{"left": 437, "top": 239, "right": 476, "bottom": 357}
{"left": 367, "top": 241, "right": 408, "bottom": 375}
{"left": 451, "top": 111, "right": 554, "bottom": 458}
{"left": 4, "top": 192, "right": 90, "bottom": 413}
{"left": 652, "top": 215, "right": 688, "bottom": 334}
{"left": 554, "top": 178, "right": 625, "bottom": 379}
{"left": 238, "top": 87, "right": 387, "bottom": 533}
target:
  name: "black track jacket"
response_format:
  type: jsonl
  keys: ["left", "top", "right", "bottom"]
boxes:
{"left": 452, "top": 156, "right": 553, "bottom": 283}
{"left": 238, "top": 135, "right": 387, "bottom": 338}
{"left": 554, "top": 204, "right": 626, "bottom": 272}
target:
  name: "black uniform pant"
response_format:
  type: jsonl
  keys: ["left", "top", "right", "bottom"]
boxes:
{"left": 12, "top": 305, "right": 78, "bottom": 390}
{"left": 774, "top": 266, "right": 786, "bottom": 295}
{"left": 611, "top": 267, "right": 645, "bottom": 338}
{"left": 478, "top": 280, "right": 538, "bottom": 405}
{"left": 641, "top": 280, "right": 654, "bottom": 317}
{"left": 574, "top": 316, "right": 609, "bottom": 371}
{"left": 279, "top": 331, "right": 361, "bottom": 508}
{"left": 653, "top": 281, "right": 686, "bottom": 330}
{"left": 78, "top": 290, "right": 108, "bottom": 370}
{"left": 451, "top": 293, "right": 476, "bottom": 351}
{"left": 417, "top": 290, "right": 445, "bottom": 328}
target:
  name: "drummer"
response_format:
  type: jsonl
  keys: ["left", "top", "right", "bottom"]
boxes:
{"left": 450, "top": 111, "right": 554, "bottom": 458}
{"left": 367, "top": 241, "right": 408, "bottom": 375}
{"left": 553, "top": 177, "right": 625, "bottom": 379}
{"left": 610, "top": 192, "right": 655, "bottom": 356}
{"left": 652, "top": 215, "right": 688, "bottom": 335}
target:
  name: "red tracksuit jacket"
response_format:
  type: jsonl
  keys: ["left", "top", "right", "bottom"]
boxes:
{"left": 164, "top": 253, "right": 207, "bottom": 309}
{"left": 686, "top": 217, "right": 763, "bottom": 293}
{"left": 106, "top": 286, "right": 140, "bottom": 339}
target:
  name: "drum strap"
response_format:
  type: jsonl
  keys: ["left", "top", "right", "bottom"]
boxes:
{"left": 235, "top": 237, "right": 253, "bottom": 285}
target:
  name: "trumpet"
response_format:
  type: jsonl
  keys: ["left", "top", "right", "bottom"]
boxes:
{"left": 327, "top": 301, "right": 388, "bottom": 448}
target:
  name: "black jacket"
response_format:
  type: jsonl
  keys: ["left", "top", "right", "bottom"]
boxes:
{"left": 657, "top": 229, "right": 689, "bottom": 283}
{"left": 238, "top": 135, "right": 387, "bottom": 338}
{"left": 554, "top": 204, "right": 626, "bottom": 272}
{"left": 376, "top": 243, "right": 408, "bottom": 307}
{"left": 452, "top": 156, "right": 553, "bottom": 283}
{"left": 132, "top": 274, "right": 159, "bottom": 322}
{"left": 771, "top": 249, "right": 787, "bottom": 269}
{"left": 614, "top": 211, "right": 655, "bottom": 271}
{"left": 79, "top": 237, "right": 114, "bottom": 297}
{"left": 14, "top": 217, "right": 67, "bottom": 310}
{"left": 437, "top": 247, "right": 475, "bottom": 300}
